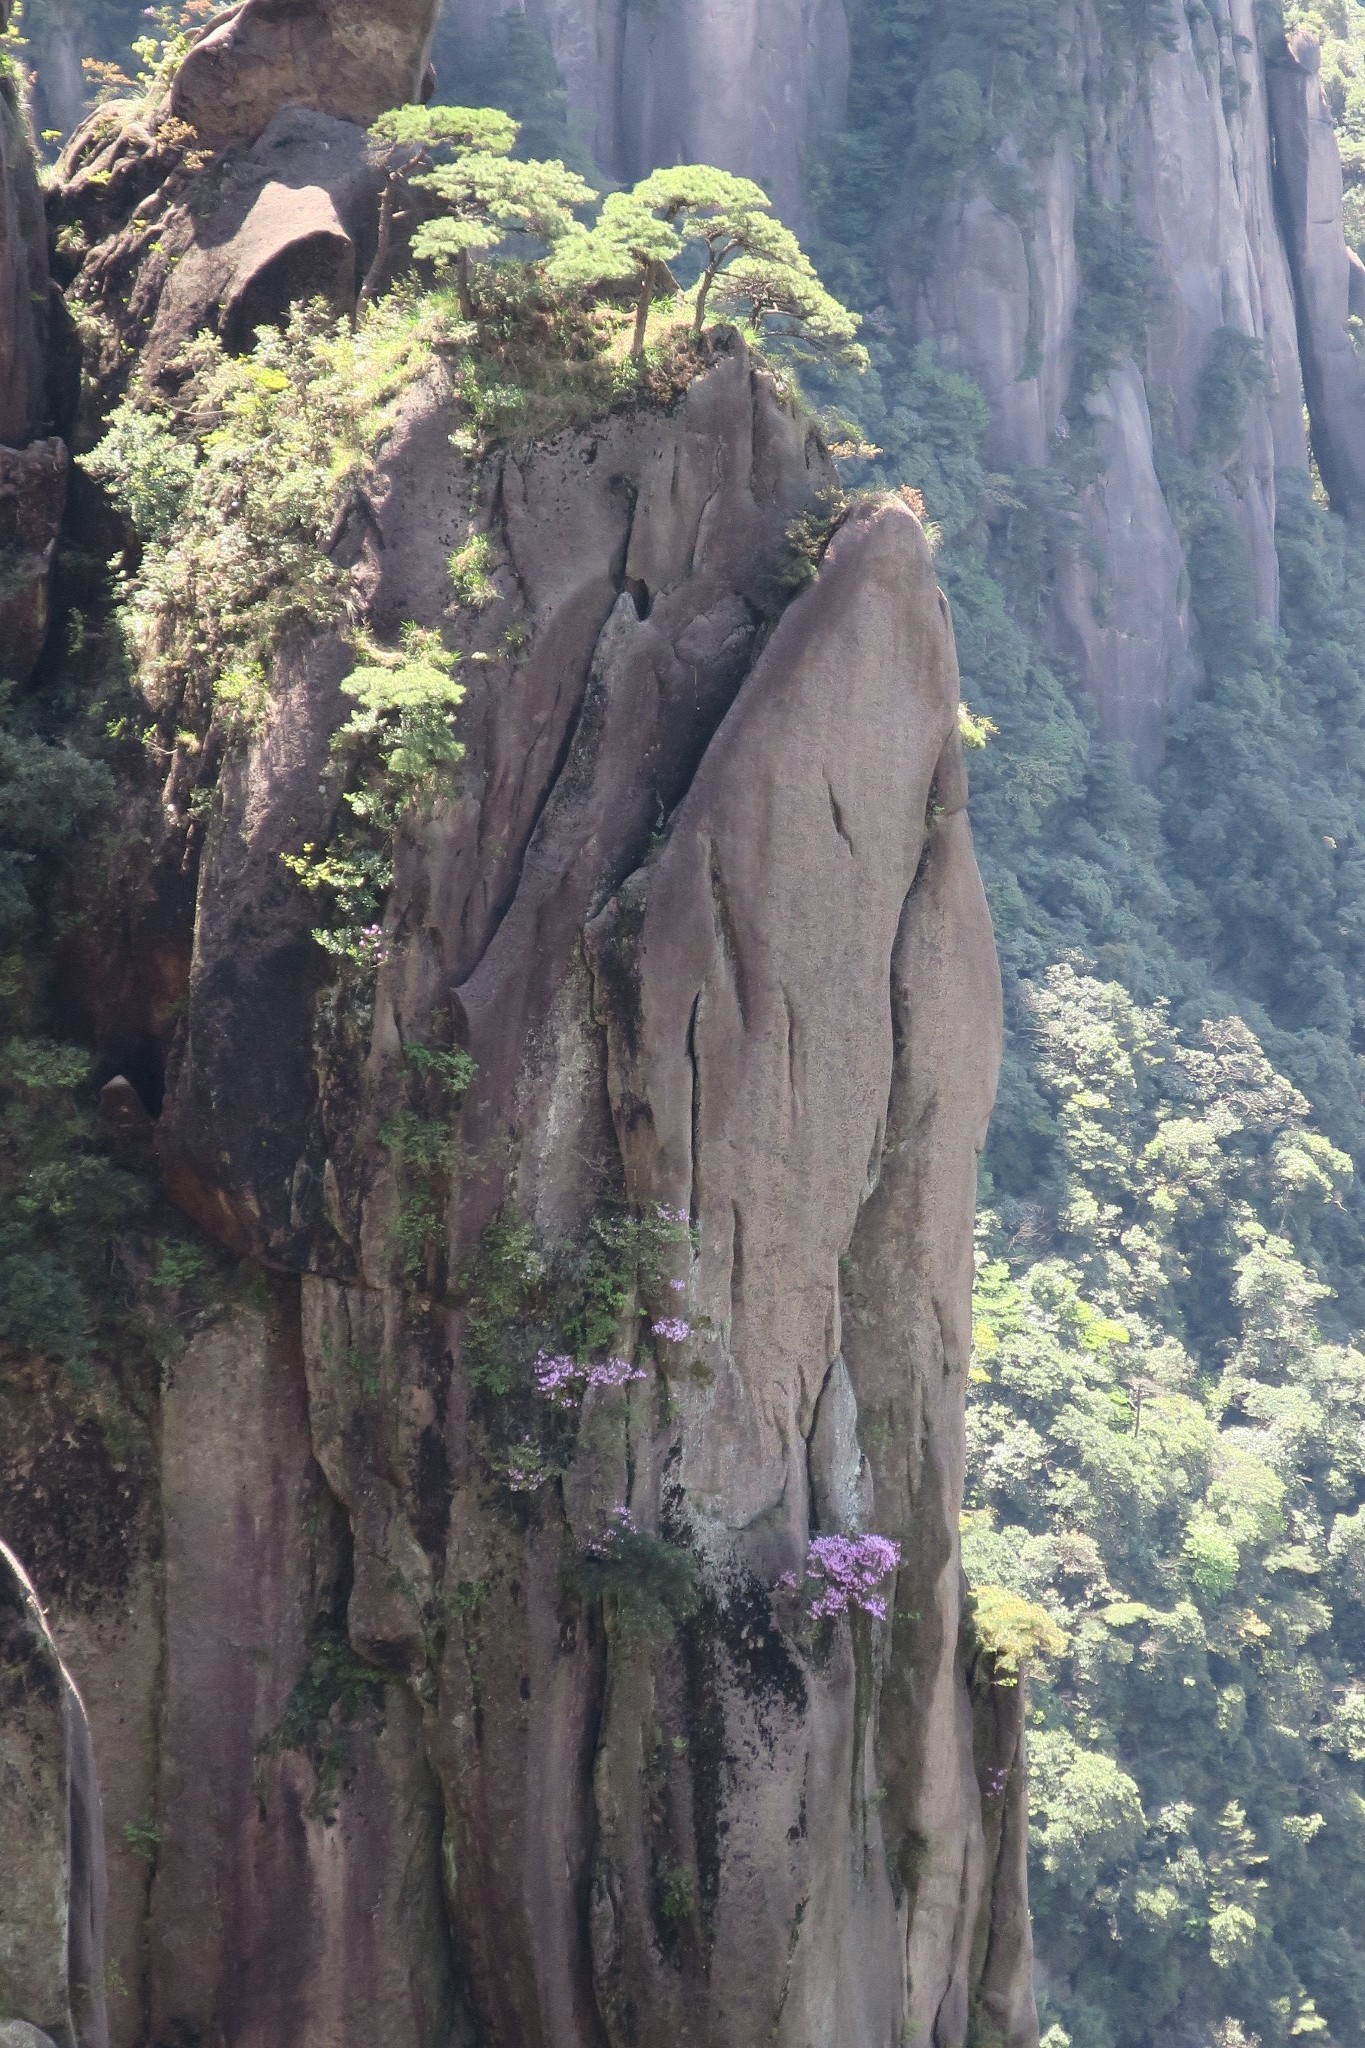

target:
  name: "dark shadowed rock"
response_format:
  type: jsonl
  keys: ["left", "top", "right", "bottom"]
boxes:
{"left": 0, "top": 441, "right": 67, "bottom": 689}
{"left": 0, "top": 1545, "right": 108, "bottom": 2048}
{"left": 0, "top": 84, "right": 49, "bottom": 450}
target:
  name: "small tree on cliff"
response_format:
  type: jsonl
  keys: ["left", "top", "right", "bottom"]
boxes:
{"left": 366, "top": 104, "right": 593, "bottom": 316}
{"left": 546, "top": 190, "right": 687, "bottom": 358}
{"left": 546, "top": 161, "right": 863, "bottom": 364}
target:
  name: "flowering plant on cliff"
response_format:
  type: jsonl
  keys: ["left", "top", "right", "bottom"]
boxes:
{"left": 780, "top": 1532, "right": 901, "bottom": 1622}
{"left": 533, "top": 1350, "right": 645, "bottom": 1406}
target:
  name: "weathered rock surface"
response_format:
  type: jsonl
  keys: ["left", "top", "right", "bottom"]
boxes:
{"left": 895, "top": 0, "right": 1344, "bottom": 768}
{"left": 0, "top": 79, "right": 49, "bottom": 450}
{"left": 6, "top": 315, "right": 1025, "bottom": 2042}
{"left": 1053, "top": 362, "right": 1196, "bottom": 777}
{"left": 170, "top": 0, "right": 441, "bottom": 152}
{"left": 52, "top": 104, "right": 386, "bottom": 426}
{"left": 0, "top": 1545, "right": 107, "bottom": 2048}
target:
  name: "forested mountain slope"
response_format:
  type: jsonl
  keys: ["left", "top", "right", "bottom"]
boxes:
{"left": 6, "top": 4, "right": 1365, "bottom": 2048}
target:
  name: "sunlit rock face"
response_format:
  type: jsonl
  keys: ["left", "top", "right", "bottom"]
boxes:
{"left": 0, "top": 8, "right": 1028, "bottom": 2044}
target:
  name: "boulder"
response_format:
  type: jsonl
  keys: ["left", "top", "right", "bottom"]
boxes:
{"left": 170, "top": 0, "right": 442, "bottom": 153}
{"left": 140, "top": 109, "right": 381, "bottom": 383}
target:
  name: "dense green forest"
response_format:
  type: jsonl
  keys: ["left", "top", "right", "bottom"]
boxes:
{"left": 9, "top": 3, "right": 1365, "bottom": 2048}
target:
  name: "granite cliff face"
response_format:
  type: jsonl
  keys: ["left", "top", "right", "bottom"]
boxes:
{"left": 0, "top": 16, "right": 1024, "bottom": 2047}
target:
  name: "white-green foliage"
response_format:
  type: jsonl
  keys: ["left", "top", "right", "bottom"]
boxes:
{"left": 547, "top": 163, "right": 864, "bottom": 364}
{"left": 86, "top": 297, "right": 464, "bottom": 728}
{"left": 967, "top": 968, "right": 1365, "bottom": 2048}
{"left": 369, "top": 103, "right": 594, "bottom": 302}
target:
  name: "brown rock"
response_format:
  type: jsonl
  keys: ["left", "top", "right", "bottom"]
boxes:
{"left": 140, "top": 109, "right": 382, "bottom": 383}
{"left": 170, "top": 0, "right": 442, "bottom": 153}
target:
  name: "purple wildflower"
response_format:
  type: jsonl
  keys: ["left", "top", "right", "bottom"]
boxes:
{"left": 357, "top": 923, "right": 388, "bottom": 968}
{"left": 586, "top": 1504, "right": 639, "bottom": 1556}
{"left": 587, "top": 1356, "right": 646, "bottom": 1390}
{"left": 651, "top": 1317, "right": 690, "bottom": 1342}
{"left": 534, "top": 1351, "right": 582, "bottom": 1404}
{"left": 668, "top": 1278, "right": 687, "bottom": 1293}
{"left": 535, "top": 1351, "right": 644, "bottom": 1405}
{"left": 504, "top": 1444, "right": 547, "bottom": 1492}
{"left": 798, "top": 1533, "right": 901, "bottom": 1621}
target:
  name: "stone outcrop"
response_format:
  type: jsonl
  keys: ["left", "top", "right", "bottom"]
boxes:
{"left": 0, "top": 1545, "right": 108, "bottom": 2048}
{"left": 2, "top": 307, "right": 1026, "bottom": 2042}
{"left": 900, "top": 0, "right": 1311, "bottom": 768}
{"left": 170, "top": 0, "right": 442, "bottom": 152}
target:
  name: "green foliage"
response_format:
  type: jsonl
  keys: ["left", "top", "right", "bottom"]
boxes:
{"left": 84, "top": 298, "right": 457, "bottom": 744}
{"left": 574, "top": 1519, "right": 700, "bottom": 1639}
{"left": 456, "top": 1199, "right": 690, "bottom": 1398}
{"left": 255, "top": 1623, "right": 386, "bottom": 1821}
{"left": 1070, "top": 198, "right": 1162, "bottom": 402}
{"left": 372, "top": 104, "right": 594, "bottom": 316}
{"left": 378, "top": 1040, "right": 475, "bottom": 1287}
{"left": 547, "top": 165, "right": 862, "bottom": 365}
{"left": 966, "top": 966, "right": 1365, "bottom": 2048}
{"left": 971, "top": 1581, "right": 1068, "bottom": 1682}
{"left": 433, "top": 10, "right": 583, "bottom": 167}
{"left": 79, "top": 399, "right": 197, "bottom": 543}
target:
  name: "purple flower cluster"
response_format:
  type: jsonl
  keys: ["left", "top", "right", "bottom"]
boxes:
{"left": 534, "top": 1350, "right": 644, "bottom": 1406}
{"left": 651, "top": 1317, "right": 691, "bottom": 1342}
{"left": 656, "top": 1205, "right": 689, "bottom": 1226}
{"left": 984, "top": 1764, "right": 1010, "bottom": 1802}
{"left": 357, "top": 924, "right": 388, "bottom": 968}
{"left": 781, "top": 1533, "right": 901, "bottom": 1622}
{"left": 585, "top": 1504, "right": 638, "bottom": 1557}
{"left": 504, "top": 1444, "right": 547, "bottom": 1493}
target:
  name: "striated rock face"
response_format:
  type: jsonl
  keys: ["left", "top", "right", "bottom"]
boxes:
{"left": 0, "top": 77, "right": 49, "bottom": 451}
{"left": 437, "top": 0, "right": 848, "bottom": 220}
{"left": 1267, "top": 30, "right": 1365, "bottom": 519}
{"left": 3, "top": 324, "right": 1025, "bottom": 2045}
{"left": 0, "top": 1544, "right": 107, "bottom": 2048}
{"left": 0, "top": 439, "right": 67, "bottom": 690}
{"left": 901, "top": 0, "right": 1314, "bottom": 768}
{"left": 1, "top": 10, "right": 1025, "bottom": 2043}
